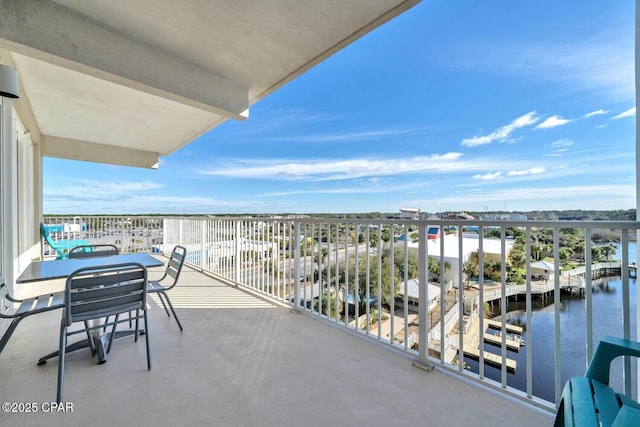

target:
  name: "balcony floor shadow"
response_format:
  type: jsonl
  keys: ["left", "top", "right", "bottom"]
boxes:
{"left": 2, "top": 263, "right": 554, "bottom": 426}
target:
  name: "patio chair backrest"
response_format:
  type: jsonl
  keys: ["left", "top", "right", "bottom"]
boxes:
{"left": 161, "top": 245, "right": 187, "bottom": 290}
{"left": 40, "top": 222, "right": 56, "bottom": 247}
{"left": 64, "top": 263, "right": 147, "bottom": 326}
{"left": 68, "top": 244, "right": 119, "bottom": 259}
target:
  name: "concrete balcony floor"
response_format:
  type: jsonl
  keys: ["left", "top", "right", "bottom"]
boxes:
{"left": 2, "top": 261, "right": 554, "bottom": 426}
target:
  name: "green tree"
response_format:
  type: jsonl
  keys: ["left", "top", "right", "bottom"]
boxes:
{"left": 339, "top": 246, "right": 420, "bottom": 312}
{"left": 508, "top": 243, "right": 526, "bottom": 273}
{"left": 591, "top": 246, "right": 603, "bottom": 262}
{"left": 463, "top": 259, "right": 479, "bottom": 283}
{"left": 600, "top": 244, "right": 616, "bottom": 261}
{"left": 369, "top": 230, "right": 379, "bottom": 249}
{"left": 486, "top": 260, "right": 502, "bottom": 281}
{"left": 428, "top": 256, "right": 451, "bottom": 282}
{"left": 559, "top": 247, "right": 573, "bottom": 266}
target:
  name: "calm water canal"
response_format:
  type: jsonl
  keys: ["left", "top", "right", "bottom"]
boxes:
{"left": 464, "top": 243, "right": 638, "bottom": 403}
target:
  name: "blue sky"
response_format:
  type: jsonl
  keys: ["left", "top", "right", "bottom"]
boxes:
{"left": 44, "top": 1, "right": 637, "bottom": 215}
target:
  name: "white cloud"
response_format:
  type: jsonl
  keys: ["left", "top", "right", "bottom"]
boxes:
{"left": 612, "top": 106, "right": 636, "bottom": 119}
{"left": 583, "top": 109, "right": 609, "bottom": 118}
{"left": 201, "top": 152, "right": 470, "bottom": 181}
{"left": 534, "top": 115, "right": 571, "bottom": 130}
{"left": 44, "top": 180, "right": 163, "bottom": 201}
{"left": 256, "top": 124, "right": 433, "bottom": 143}
{"left": 461, "top": 112, "right": 539, "bottom": 147}
{"left": 507, "top": 167, "right": 545, "bottom": 176}
{"left": 473, "top": 171, "right": 502, "bottom": 180}
{"left": 551, "top": 139, "right": 574, "bottom": 148}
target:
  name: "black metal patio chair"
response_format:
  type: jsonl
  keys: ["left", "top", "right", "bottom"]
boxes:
{"left": 56, "top": 262, "right": 151, "bottom": 403}
{"left": 0, "top": 276, "right": 65, "bottom": 356}
{"left": 148, "top": 245, "right": 186, "bottom": 331}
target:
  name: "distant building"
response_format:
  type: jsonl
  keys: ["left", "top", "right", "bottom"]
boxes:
{"left": 481, "top": 213, "right": 528, "bottom": 221}
{"left": 397, "top": 279, "right": 440, "bottom": 310}
{"left": 443, "top": 211, "right": 474, "bottom": 220}
{"left": 400, "top": 207, "right": 420, "bottom": 220}
{"left": 400, "top": 234, "right": 515, "bottom": 289}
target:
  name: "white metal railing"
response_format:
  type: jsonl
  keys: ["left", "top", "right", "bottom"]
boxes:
{"left": 45, "top": 215, "right": 640, "bottom": 412}
{"left": 41, "top": 216, "right": 163, "bottom": 258}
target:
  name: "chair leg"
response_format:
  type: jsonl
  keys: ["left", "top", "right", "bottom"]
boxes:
{"left": 134, "top": 310, "right": 140, "bottom": 342}
{"left": 84, "top": 320, "right": 96, "bottom": 357}
{"left": 160, "top": 291, "right": 183, "bottom": 331}
{"left": 0, "top": 317, "right": 22, "bottom": 355}
{"left": 143, "top": 307, "right": 151, "bottom": 370}
{"left": 106, "top": 314, "right": 119, "bottom": 353}
{"left": 154, "top": 291, "right": 171, "bottom": 317}
{"left": 56, "top": 320, "right": 67, "bottom": 404}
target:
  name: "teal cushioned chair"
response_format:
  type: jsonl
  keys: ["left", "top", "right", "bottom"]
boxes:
{"left": 40, "top": 222, "right": 91, "bottom": 259}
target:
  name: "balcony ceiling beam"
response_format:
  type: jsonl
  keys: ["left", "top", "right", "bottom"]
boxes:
{"left": 42, "top": 136, "right": 159, "bottom": 169}
{"left": 0, "top": 0, "right": 249, "bottom": 120}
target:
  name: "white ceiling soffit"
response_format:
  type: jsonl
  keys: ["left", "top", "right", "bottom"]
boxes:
{"left": 0, "top": 0, "right": 420, "bottom": 168}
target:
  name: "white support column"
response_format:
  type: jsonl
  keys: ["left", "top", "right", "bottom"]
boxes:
{"left": 0, "top": 64, "right": 19, "bottom": 295}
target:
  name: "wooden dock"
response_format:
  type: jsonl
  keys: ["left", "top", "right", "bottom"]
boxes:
{"left": 486, "top": 319, "right": 523, "bottom": 335}
{"left": 483, "top": 332, "right": 521, "bottom": 351}
{"left": 450, "top": 316, "right": 518, "bottom": 372}
{"left": 462, "top": 347, "right": 517, "bottom": 372}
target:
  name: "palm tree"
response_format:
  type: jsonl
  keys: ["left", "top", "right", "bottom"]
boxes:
{"left": 486, "top": 260, "right": 502, "bottom": 281}
{"left": 508, "top": 243, "right": 526, "bottom": 273}
{"left": 428, "top": 257, "right": 451, "bottom": 282}
{"left": 600, "top": 244, "right": 616, "bottom": 261}
{"left": 463, "top": 260, "right": 479, "bottom": 286}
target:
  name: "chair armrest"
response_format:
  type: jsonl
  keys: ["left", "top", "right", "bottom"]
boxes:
{"left": 612, "top": 405, "right": 640, "bottom": 426}
{"left": 585, "top": 336, "right": 640, "bottom": 386}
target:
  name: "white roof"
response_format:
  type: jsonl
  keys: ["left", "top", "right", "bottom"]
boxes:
{"left": 397, "top": 279, "right": 440, "bottom": 300}
{"left": 1, "top": 0, "right": 420, "bottom": 168}
{"left": 404, "top": 234, "right": 514, "bottom": 260}
{"left": 530, "top": 260, "right": 555, "bottom": 272}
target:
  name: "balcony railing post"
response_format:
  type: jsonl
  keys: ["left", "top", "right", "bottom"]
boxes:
{"left": 457, "top": 229, "right": 464, "bottom": 372}
{"left": 621, "top": 230, "right": 632, "bottom": 395}
{"left": 500, "top": 228, "right": 507, "bottom": 387}
{"left": 553, "top": 227, "right": 561, "bottom": 405}
{"left": 234, "top": 220, "right": 241, "bottom": 284}
{"left": 585, "top": 227, "right": 593, "bottom": 365}
{"left": 525, "top": 227, "right": 532, "bottom": 399}
{"left": 293, "top": 221, "right": 301, "bottom": 312}
{"left": 413, "top": 223, "right": 433, "bottom": 371}
{"left": 201, "top": 219, "right": 207, "bottom": 270}
{"left": 162, "top": 218, "right": 167, "bottom": 253}
{"left": 120, "top": 219, "right": 125, "bottom": 253}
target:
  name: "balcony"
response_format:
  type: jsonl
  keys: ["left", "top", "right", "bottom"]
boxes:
{"left": 3, "top": 258, "right": 552, "bottom": 425}
{"left": 6, "top": 214, "right": 640, "bottom": 423}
